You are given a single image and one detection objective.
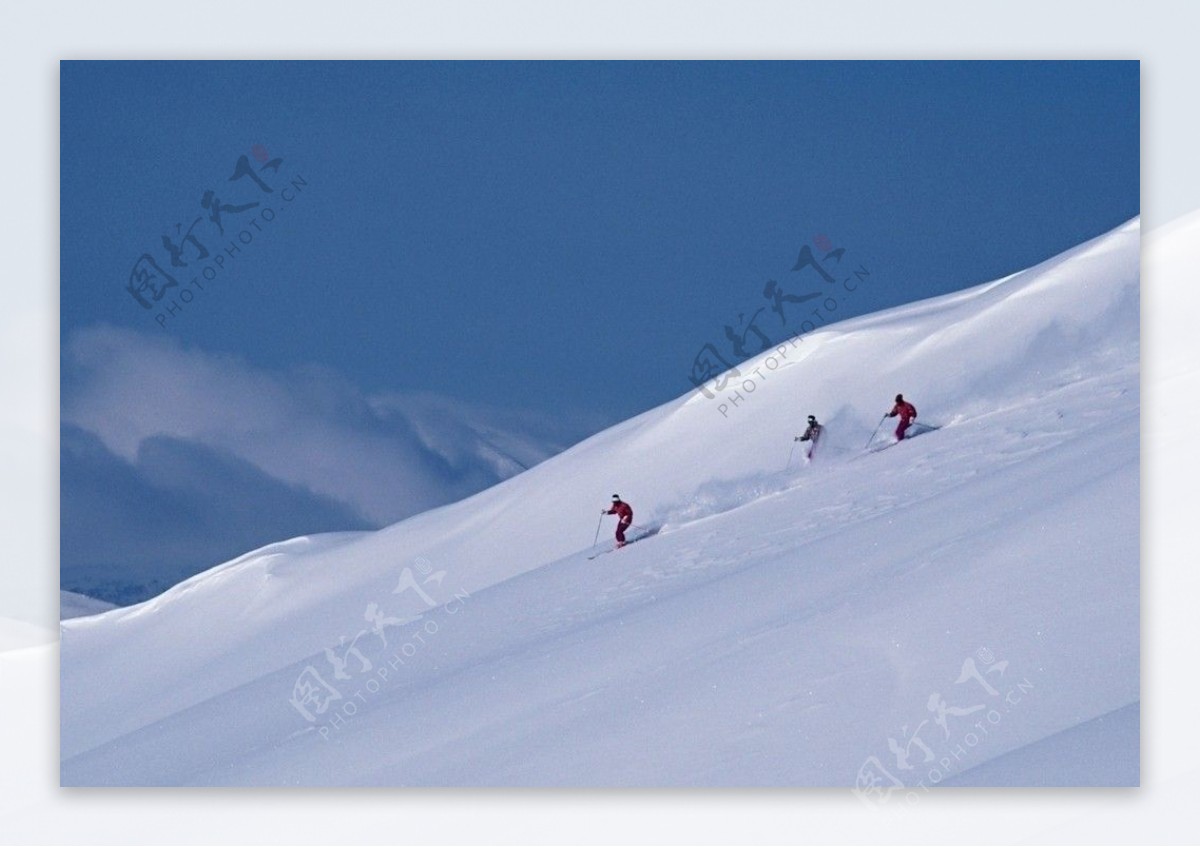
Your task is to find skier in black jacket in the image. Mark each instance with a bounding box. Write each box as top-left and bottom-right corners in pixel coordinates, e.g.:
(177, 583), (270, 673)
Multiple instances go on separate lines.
(795, 414), (823, 458)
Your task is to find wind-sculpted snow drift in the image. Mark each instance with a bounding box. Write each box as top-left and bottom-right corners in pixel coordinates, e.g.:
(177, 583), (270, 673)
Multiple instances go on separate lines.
(61, 218), (1140, 787)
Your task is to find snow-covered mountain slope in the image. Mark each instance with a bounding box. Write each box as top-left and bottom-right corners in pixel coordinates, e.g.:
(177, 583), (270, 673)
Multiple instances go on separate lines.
(59, 591), (116, 621)
(60, 218), (1139, 786)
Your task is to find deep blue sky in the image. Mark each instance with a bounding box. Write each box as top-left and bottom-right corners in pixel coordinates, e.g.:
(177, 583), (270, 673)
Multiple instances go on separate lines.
(62, 60), (1139, 427)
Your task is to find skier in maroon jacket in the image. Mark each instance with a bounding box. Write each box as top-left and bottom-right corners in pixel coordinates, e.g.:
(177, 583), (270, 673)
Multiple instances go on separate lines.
(602, 495), (634, 547)
(887, 394), (918, 441)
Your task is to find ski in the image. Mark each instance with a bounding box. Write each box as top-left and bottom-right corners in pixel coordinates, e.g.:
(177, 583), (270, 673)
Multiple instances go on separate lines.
(859, 423), (941, 457)
(587, 526), (660, 559)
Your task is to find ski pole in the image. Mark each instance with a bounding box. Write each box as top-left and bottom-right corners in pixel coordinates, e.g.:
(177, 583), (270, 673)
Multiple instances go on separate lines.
(593, 513), (604, 546)
(786, 441), (798, 470)
(865, 414), (887, 449)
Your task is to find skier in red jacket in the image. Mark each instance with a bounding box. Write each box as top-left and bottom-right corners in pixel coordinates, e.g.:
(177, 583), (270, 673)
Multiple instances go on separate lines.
(602, 495), (634, 547)
(887, 394), (918, 441)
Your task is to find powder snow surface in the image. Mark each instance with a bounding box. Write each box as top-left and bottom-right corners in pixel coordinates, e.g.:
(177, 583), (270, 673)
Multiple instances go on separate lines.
(60, 218), (1140, 786)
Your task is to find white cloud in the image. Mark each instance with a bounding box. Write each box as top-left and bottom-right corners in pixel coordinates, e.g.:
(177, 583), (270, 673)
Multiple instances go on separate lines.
(62, 325), (594, 526)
